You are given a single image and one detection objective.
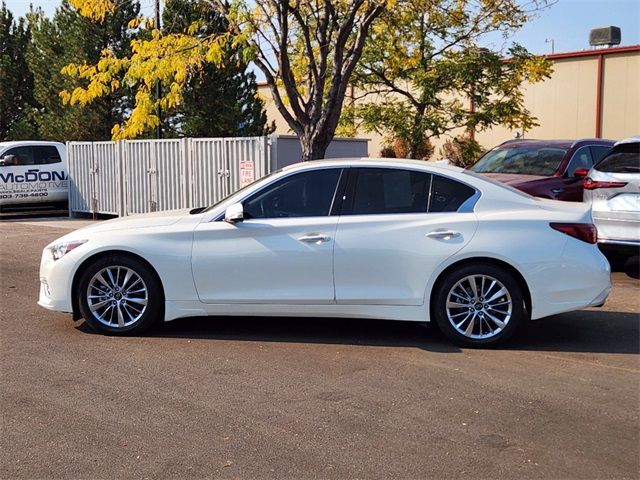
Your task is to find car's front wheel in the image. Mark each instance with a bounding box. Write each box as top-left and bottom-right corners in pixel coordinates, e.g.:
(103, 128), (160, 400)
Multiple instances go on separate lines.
(77, 254), (163, 335)
(432, 263), (526, 347)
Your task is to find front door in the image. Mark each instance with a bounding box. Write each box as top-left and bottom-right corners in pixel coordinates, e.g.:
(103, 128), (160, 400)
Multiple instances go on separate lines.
(192, 167), (344, 304)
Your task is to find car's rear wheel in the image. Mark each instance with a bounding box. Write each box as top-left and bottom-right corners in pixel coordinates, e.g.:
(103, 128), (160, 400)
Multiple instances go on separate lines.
(432, 264), (526, 347)
(77, 254), (163, 335)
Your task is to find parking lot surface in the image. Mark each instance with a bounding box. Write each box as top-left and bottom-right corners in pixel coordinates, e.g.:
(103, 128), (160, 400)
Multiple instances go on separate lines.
(1, 219), (638, 479)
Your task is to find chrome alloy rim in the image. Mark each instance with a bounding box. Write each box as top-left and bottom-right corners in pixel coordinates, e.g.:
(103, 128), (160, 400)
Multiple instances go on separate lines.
(86, 266), (148, 328)
(445, 275), (512, 339)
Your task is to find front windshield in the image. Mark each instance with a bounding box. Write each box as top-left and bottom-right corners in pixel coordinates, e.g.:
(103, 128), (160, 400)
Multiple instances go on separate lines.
(470, 146), (568, 176)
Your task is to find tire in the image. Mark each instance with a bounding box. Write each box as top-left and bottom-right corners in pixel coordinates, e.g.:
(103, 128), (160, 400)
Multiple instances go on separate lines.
(77, 254), (163, 335)
(432, 263), (526, 347)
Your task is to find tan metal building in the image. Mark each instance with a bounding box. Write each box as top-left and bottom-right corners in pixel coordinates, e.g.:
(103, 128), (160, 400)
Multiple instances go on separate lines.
(257, 45), (640, 157)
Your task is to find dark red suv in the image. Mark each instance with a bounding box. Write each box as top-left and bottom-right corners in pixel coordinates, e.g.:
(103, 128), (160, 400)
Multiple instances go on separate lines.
(469, 139), (615, 201)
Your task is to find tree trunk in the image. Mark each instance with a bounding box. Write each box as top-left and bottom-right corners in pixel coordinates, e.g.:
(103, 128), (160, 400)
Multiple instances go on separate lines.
(300, 130), (330, 161)
(407, 104), (427, 159)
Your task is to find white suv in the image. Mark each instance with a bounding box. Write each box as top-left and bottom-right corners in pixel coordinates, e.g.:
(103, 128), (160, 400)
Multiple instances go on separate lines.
(0, 141), (68, 211)
(584, 136), (639, 256)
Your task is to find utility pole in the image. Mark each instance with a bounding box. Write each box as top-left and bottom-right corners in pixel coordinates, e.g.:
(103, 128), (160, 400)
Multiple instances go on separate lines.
(545, 38), (555, 55)
(155, 0), (162, 139)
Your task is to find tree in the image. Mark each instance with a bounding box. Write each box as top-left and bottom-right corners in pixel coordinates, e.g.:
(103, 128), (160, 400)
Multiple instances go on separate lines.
(27, 0), (139, 141)
(62, 0), (387, 160)
(440, 135), (486, 167)
(0, 2), (38, 140)
(352, 0), (553, 158)
(162, 0), (270, 138)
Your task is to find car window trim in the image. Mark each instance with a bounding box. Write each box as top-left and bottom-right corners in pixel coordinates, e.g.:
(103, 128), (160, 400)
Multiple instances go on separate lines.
(339, 168), (358, 215)
(329, 168), (349, 216)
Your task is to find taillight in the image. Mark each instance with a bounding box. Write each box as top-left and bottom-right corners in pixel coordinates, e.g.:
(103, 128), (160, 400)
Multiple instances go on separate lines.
(583, 177), (627, 190)
(550, 223), (598, 244)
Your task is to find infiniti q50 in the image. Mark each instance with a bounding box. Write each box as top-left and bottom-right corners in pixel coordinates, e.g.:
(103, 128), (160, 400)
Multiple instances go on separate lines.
(38, 159), (611, 346)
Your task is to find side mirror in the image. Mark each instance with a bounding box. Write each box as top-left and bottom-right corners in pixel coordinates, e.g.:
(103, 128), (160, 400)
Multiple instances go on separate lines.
(573, 168), (590, 179)
(224, 202), (245, 223)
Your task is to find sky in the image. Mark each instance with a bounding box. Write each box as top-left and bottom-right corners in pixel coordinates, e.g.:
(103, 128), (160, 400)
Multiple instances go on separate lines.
(4, 0), (640, 56)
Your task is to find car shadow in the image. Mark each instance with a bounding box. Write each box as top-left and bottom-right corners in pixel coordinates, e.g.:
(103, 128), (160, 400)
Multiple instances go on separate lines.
(506, 310), (639, 354)
(75, 308), (637, 355)
(148, 315), (462, 353)
(603, 250), (639, 279)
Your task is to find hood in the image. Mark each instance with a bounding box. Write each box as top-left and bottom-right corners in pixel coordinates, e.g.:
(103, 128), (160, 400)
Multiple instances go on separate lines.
(480, 173), (550, 186)
(72, 208), (192, 235)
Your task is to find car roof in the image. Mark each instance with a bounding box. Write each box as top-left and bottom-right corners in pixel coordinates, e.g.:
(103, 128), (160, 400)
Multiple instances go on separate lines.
(281, 157), (466, 174)
(496, 138), (614, 149)
(0, 140), (65, 148)
(614, 136), (640, 146)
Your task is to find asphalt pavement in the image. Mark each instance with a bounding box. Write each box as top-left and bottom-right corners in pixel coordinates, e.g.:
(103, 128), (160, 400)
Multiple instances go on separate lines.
(1, 219), (638, 479)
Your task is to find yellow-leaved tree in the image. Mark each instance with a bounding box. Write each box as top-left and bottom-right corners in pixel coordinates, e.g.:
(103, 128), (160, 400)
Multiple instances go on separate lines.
(63, 0), (387, 160)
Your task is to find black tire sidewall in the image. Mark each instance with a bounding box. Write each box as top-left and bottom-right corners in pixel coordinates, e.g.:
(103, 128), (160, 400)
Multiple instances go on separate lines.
(433, 263), (525, 347)
(77, 254), (163, 335)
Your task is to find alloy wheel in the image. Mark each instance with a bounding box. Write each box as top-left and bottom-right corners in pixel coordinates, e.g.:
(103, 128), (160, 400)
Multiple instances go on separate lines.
(86, 266), (148, 329)
(445, 274), (513, 340)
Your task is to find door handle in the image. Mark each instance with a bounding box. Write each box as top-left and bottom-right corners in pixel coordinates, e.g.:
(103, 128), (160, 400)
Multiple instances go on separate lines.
(425, 230), (461, 240)
(551, 188), (564, 194)
(297, 234), (331, 244)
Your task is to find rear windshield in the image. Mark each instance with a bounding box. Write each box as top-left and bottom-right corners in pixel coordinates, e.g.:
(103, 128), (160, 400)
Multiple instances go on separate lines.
(594, 143), (640, 173)
(470, 146), (567, 176)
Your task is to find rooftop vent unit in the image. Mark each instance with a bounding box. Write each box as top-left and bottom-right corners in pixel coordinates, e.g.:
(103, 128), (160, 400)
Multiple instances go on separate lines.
(589, 26), (621, 47)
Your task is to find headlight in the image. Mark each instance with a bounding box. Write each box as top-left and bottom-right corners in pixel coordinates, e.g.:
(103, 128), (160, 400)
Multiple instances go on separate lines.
(49, 240), (88, 261)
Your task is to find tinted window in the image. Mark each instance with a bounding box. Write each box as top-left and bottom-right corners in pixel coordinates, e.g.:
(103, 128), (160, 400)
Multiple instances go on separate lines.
(565, 146), (593, 177)
(2, 146), (34, 166)
(590, 145), (611, 163)
(1, 145), (61, 166)
(347, 168), (475, 215)
(244, 168), (341, 218)
(471, 146), (567, 176)
(594, 143), (640, 173)
(351, 168), (431, 215)
(34, 146), (61, 164)
(429, 175), (476, 212)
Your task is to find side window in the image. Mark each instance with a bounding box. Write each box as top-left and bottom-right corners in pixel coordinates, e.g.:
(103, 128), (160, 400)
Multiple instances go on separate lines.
(594, 143), (640, 173)
(34, 146), (62, 164)
(565, 146), (593, 177)
(1, 146), (34, 166)
(244, 168), (342, 219)
(350, 168), (431, 215)
(429, 175), (476, 213)
(590, 145), (612, 164)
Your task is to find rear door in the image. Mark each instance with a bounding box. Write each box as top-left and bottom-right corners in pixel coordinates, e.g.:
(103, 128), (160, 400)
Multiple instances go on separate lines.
(333, 167), (479, 305)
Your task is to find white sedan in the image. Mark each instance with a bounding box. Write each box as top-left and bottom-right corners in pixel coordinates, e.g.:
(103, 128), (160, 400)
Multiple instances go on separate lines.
(38, 159), (611, 346)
